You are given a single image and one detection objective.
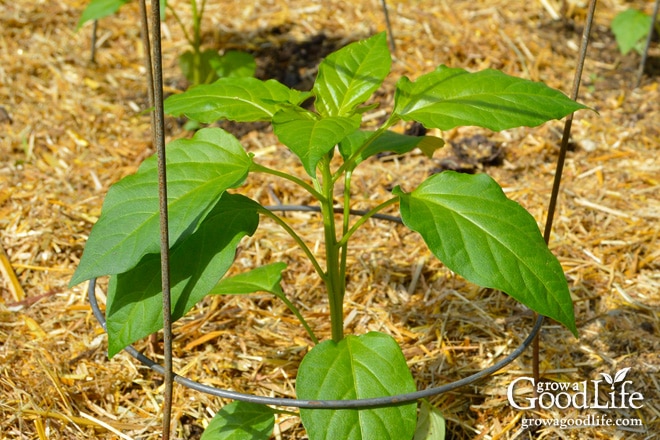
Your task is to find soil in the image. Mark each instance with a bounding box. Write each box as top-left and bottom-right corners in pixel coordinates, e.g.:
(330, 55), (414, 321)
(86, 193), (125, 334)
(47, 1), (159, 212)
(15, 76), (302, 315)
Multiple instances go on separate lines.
(1, 0), (658, 439)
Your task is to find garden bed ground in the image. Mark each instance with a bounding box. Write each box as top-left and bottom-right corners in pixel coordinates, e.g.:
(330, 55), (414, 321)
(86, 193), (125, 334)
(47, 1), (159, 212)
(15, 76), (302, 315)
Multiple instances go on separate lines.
(1, 0), (659, 438)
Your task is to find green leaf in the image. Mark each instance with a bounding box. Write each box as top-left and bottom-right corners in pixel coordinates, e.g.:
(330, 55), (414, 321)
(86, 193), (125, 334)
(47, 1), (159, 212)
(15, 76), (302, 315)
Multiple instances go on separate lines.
(273, 108), (360, 177)
(105, 193), (261, 357)
(77, 0), (130, 29)
(209, 262), (318, 344)
(297, 332), (417, 440)
(313, 32), (391, 117)
(208, 262), (287, 296)
(164, 77), (310, 123)
(413, 400), (445, 440)
(611, 9), (653, 55)
(393, 66), (588, 131)
(70, 128), (251, 286)
(338, 130), (445, 166)
(211, 50), (257, 79)
(200, 401), (275, 440)
(394, 172), (577, 336)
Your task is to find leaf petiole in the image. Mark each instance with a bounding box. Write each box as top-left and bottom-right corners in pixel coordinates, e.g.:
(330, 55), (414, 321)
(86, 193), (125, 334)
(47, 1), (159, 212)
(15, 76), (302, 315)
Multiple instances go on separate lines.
(337, 197), (399, 248)
(257, 207), (327, 285)
(251, 162), (325, 201)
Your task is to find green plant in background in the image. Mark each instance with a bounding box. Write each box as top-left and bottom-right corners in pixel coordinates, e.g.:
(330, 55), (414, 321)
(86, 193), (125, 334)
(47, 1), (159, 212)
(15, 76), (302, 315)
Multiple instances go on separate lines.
(71, 33), (586, 439)
(78, 0), (256, 85)
(611, 8), (659, 55)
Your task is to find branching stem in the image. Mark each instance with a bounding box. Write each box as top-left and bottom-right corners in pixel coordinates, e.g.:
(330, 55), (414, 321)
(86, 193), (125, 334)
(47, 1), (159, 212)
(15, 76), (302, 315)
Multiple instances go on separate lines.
(320, 157), (344, 342)
(258, 208), (327, 284)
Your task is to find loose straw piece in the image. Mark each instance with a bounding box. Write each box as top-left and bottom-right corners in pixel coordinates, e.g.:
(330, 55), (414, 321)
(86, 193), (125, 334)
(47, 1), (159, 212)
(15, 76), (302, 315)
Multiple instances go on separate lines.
(0, 241), (26, 302)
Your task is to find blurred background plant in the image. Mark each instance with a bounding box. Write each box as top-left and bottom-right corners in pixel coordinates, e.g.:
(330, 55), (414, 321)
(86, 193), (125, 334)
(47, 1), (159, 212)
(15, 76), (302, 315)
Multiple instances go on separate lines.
(611, 7), (659, 55)
(78, 0), (256, 86)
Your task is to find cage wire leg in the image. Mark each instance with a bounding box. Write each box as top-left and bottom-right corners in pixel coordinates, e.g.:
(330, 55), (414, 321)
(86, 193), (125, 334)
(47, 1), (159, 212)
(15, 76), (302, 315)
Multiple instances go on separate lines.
(535, 0), (597, 392)
(140, 0), (174, 437)
(139, 0), (155, 118)
(90, 20), (98, 63)
(635, 0), (660, 88)
(380, 0), (396, 52)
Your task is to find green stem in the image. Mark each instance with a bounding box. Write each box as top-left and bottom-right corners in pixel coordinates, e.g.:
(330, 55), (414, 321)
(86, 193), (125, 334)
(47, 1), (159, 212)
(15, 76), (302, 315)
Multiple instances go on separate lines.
(251, 162), (325, 201)
(320, 157), (344, 342)
(190, 0), (203, 85)
(339, 170), (352, 300)
(258, 208), (326, 284)
(337, 197), (399, 247)
(191, 0), (201, 50)
(166, 5), (194, 47)
(276, 292), (319, 344)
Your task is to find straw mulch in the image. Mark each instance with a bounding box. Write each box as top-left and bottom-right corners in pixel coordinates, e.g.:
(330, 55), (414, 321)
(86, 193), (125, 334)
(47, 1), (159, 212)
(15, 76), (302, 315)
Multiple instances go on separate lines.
(1, 0), (658, 438)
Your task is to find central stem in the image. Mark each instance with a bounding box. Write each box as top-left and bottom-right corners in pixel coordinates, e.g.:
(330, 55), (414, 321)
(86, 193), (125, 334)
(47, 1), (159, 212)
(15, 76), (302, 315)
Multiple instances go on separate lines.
(320, 157), (344, 342)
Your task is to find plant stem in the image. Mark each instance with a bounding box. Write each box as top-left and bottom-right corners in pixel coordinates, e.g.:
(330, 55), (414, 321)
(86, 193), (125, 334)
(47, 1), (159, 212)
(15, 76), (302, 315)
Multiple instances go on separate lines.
(189, 0), (203, 85)
(191, 0), (201, 50)
(258, 208), (327, 284)
(166, 5), (194, 47)
(276, 293), (319, 344)
(251, 162), (325, 201)
(337, 197), (399, 247)
(319, 157), (344, 342)
(339, 170), (352, 300)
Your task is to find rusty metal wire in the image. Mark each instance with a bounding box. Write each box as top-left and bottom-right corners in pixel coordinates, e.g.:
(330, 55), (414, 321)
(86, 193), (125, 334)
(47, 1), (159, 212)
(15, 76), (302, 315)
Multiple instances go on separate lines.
(88, 276), (543, 409)
(87, 199), (543, 411)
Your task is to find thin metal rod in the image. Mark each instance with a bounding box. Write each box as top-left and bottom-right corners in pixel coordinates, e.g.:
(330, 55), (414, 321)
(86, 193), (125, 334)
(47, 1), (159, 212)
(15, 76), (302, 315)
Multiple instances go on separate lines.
(380, 0), (396, 52)
(147, 0), (173, 437)
(536, 0), (597, 394)
(90, 20), (98, 63)
(635, 0), (660, 88)
(265, 204), (403, 224)
(88, 277), (543, 409)
(543, 2), (596, 242)
(139, 0), (154, 113)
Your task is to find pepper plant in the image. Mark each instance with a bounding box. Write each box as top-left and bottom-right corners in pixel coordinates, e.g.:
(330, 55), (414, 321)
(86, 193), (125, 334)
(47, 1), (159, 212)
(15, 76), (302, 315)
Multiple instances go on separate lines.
(71, 32), (585, 439)
(611, 8), (659, 56)
(78, 0), (256, 85)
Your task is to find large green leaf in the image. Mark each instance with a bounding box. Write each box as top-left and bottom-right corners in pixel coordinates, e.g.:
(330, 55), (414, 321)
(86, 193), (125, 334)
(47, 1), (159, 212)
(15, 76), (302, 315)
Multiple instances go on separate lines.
(70, 128), (251, 286)
(164, 77), (310, 123)
(273, 108), (360, 177)
(200, 401), (275, 440)
(394, 172), (577, 336)
(393, 66), (588, 131)
(313, 32), (391, 117)
(338, 130), (445, 166)
(611, 9), (653, 55)
(77, 0), (129, 29)
(105, 193), (261, 357)
(297, 332), (417, 440)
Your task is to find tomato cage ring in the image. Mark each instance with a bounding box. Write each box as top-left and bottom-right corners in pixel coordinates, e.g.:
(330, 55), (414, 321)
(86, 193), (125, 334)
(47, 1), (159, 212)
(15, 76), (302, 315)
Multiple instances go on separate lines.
(87, 206), (544, 410)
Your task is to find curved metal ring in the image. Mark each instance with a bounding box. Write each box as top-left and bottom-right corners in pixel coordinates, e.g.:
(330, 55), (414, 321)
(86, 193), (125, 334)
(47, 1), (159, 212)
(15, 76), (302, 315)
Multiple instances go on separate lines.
(88, 278), (542, 409)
